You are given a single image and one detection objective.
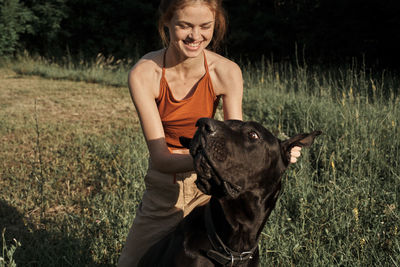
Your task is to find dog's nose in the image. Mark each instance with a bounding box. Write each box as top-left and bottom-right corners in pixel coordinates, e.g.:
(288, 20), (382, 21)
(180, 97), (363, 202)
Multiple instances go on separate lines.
(196, 118), (217, 133)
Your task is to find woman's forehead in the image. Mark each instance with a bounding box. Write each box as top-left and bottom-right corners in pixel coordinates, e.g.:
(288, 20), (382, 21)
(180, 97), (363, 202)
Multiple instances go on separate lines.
(172, 2), (215, 22)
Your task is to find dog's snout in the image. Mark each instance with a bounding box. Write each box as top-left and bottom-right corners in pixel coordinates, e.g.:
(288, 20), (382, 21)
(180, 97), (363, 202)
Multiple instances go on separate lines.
(196, 118), (217, 133)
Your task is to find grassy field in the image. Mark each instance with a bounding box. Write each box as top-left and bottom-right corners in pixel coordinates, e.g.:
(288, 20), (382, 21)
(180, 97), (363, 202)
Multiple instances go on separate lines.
(1, 55), (399, 266)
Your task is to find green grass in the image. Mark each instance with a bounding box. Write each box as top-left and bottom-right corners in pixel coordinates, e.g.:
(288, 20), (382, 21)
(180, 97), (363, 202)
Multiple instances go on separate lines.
(0, 55), (399, 266)
(240, 60), (400, 266)
(3, 51), (134, 87)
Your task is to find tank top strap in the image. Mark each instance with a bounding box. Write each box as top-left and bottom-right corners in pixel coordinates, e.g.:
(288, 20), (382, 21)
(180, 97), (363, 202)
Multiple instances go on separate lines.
(203, 51), (209, 73)
(162, 49), (166, 77)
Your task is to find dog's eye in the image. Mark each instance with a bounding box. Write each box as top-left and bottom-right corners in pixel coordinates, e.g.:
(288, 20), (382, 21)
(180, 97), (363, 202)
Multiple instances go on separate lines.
(248, 131), (259, 140)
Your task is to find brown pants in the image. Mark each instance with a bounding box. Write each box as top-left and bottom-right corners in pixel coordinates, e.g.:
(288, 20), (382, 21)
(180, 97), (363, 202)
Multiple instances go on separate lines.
(118, 156), (210, 267)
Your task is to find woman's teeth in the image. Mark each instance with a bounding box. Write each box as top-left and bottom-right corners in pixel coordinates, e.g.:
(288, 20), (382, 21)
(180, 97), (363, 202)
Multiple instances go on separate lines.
(186, 42), (200, 47)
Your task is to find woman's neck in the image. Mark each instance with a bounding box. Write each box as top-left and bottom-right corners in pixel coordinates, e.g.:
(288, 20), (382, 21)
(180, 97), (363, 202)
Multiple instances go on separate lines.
(165, 46), (204, 77)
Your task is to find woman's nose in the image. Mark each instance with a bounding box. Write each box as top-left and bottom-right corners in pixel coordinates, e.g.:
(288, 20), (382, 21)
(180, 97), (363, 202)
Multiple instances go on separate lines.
(189, 27), (200, 40)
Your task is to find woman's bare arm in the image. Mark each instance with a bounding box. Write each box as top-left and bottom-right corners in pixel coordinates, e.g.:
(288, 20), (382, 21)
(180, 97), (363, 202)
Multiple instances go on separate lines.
(211, 54), (243, 121)
(128, 59), (193, 173)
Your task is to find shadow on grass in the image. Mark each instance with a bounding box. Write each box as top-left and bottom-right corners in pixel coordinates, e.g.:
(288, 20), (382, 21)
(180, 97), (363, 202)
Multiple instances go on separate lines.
(0, 199), (100, 266)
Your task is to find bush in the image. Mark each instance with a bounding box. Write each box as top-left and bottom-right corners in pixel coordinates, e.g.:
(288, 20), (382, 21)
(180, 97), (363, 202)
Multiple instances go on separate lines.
(0, 0), (32, 56)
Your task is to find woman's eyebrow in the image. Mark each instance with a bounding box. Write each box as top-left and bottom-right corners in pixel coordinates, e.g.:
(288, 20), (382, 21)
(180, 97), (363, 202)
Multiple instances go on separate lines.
(201, 21), (214, 26)
(176, 20), (214, 26)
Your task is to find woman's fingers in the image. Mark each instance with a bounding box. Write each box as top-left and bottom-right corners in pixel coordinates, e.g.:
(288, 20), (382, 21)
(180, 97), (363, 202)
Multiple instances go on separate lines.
(290, 146), (302, 164)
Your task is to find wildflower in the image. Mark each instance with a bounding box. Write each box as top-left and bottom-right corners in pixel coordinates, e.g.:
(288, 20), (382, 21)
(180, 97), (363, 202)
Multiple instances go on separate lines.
(360, 238), (366, 248)
(341, 91), (346, 106)
(353, 208), (359, 223)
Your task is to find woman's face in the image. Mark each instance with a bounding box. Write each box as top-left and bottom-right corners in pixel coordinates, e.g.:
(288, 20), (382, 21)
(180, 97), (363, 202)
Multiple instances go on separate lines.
(166, 2), (215, 59)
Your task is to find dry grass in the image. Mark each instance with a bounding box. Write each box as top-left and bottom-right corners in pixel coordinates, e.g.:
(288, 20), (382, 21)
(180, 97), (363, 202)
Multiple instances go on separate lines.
(0, 69), (133, 129)
(1, 69), (145, 265)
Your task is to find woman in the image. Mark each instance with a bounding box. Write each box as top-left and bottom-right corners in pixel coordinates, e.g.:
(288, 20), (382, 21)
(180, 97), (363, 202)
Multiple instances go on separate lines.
(118, 0), (301, 266)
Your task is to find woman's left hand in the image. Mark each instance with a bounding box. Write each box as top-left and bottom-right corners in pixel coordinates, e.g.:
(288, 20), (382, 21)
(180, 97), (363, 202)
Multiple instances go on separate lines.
(290, 146), (302, 164)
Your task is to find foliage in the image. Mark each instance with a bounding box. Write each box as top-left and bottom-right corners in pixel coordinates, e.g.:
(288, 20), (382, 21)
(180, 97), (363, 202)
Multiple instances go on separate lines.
(19, 0), (67, 55)
(2, 0), (400, 66)
(58, 0), (159, 59)
(0, 0), (32, 56)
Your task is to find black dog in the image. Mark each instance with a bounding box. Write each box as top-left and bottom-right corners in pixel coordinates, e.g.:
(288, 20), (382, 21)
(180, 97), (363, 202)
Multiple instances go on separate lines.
(138, 118), (321, 267)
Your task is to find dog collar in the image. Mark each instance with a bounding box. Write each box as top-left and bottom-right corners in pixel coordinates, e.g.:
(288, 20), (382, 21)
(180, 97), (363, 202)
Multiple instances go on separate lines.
(204, 203), (259, 266)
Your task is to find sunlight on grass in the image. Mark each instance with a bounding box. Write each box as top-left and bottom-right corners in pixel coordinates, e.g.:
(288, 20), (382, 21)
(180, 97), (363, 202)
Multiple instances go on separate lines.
(5, 51), (132, 87)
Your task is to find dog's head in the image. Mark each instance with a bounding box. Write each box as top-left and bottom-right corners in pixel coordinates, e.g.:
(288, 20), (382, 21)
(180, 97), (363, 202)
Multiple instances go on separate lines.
(180, 118), (321, 199)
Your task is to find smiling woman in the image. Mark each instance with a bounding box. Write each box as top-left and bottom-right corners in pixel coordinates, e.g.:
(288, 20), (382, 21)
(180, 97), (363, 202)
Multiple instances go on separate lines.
(117, 1), (242, 266)
(117, 1), (300, 266)
(158, 0), (227, 52)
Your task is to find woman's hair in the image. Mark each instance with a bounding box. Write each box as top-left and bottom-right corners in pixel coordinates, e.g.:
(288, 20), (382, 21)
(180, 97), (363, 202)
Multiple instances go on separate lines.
(158, 0), (227, 51)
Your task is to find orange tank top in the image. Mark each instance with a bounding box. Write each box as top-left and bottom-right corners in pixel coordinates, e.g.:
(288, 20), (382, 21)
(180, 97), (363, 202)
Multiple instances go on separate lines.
(156, 51), (220, 149)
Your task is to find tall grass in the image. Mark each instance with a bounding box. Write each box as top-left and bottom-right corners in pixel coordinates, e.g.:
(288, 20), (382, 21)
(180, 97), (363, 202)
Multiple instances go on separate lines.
(5, 51), (134, 87)
(240, 58), (399, 265)
(1, 229), (20, 267)
(1, 55), (399, 266)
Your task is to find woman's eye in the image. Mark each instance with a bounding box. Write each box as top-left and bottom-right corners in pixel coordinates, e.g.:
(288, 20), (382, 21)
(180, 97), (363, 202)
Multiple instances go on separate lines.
(248, 131), (259, 140)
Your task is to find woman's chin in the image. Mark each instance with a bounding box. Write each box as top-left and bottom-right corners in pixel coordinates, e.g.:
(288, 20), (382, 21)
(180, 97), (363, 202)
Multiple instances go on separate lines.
(169, 42), (208, 58)
(181, 45), (203, 57)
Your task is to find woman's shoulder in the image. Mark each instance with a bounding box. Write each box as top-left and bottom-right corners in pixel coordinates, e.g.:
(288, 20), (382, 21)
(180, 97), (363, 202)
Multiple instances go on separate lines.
(205, 50), (241, 73)
(129, 49), (165, 96)
(205, 50), (242, 95)
(131, 49), (164, 77)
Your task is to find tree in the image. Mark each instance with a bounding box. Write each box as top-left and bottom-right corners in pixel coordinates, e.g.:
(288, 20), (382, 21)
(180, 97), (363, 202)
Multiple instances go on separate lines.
(19, 0), (67, 56)
(0, 0), (32, 56)
(59, 0), (160, 59)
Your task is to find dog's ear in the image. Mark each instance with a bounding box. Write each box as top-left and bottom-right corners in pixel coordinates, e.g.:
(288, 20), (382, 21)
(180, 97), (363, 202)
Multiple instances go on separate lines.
(280, 131), (322, 164)
(179, 136), (192, 149)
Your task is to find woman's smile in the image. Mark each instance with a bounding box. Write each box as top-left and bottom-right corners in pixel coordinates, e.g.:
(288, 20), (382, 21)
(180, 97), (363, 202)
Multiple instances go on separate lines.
(166, 2), (215, 58)
(184, 41), (202, 50)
